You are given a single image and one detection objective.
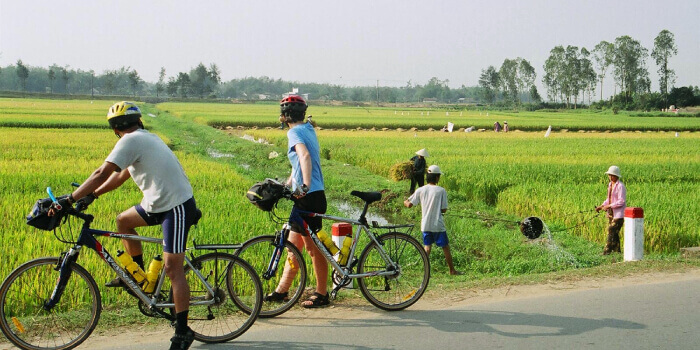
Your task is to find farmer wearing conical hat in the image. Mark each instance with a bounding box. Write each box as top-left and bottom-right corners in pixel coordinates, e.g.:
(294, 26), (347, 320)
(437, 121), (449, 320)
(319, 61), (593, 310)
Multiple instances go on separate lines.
(409, 148), (428, 194)
(595, 165), (627, 255)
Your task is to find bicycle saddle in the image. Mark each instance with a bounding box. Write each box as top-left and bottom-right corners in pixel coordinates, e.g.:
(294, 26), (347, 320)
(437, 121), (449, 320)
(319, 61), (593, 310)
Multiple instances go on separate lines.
(350, 191), (382, 204)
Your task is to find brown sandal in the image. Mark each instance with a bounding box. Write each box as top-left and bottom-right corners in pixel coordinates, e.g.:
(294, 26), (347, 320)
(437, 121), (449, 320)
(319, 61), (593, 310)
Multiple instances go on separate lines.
(301, 292), (330, 308)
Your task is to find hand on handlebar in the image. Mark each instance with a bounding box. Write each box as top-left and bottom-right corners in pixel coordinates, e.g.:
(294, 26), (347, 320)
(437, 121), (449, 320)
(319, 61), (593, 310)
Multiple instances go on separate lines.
(292, 184), (309, 199)
(76, 193), (98, 211)
(48, 195), (72, 217)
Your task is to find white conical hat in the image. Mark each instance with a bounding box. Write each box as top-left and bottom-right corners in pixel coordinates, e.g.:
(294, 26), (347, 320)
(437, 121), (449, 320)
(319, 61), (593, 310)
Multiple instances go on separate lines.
(605, 165), (621, 178)
(415, 148), (429, 157)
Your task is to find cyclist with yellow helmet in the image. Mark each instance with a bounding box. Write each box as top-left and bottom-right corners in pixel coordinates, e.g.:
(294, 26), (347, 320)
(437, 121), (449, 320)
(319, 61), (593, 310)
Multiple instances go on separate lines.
(54, 101), (200, 349)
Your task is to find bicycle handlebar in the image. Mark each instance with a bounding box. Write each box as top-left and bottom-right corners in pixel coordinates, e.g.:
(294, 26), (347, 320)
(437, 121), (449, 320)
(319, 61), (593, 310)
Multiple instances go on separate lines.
(47, 187), (59, 204)
(46, 185), (94, 223)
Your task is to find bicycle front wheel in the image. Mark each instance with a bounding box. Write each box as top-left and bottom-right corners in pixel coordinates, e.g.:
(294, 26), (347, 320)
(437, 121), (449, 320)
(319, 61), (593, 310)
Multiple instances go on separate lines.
(177, 253), (262, 343)
(0, 257), (101, 350)
(357, 232), (430, 311)
(235, 235), (307, 318)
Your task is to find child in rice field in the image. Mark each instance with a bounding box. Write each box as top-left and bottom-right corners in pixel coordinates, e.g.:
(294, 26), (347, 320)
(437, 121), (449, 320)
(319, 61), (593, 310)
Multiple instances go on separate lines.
(404, 165), (462, 275)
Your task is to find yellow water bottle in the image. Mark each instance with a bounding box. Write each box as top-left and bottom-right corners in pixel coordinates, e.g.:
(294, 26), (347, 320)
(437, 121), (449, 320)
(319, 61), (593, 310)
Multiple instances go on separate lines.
(338, 235), (353, 265)
(316, 229), (339, 255)
(116, 250), (146, 284)
(143, 255), (163, 293)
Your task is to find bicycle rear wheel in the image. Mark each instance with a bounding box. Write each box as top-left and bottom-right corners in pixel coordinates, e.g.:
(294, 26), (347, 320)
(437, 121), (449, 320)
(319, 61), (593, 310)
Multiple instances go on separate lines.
(357, 232), (430, 311)
(235, 235), (306, 318)
(0, 257), (101, 350)
(177, 253), (261, 343)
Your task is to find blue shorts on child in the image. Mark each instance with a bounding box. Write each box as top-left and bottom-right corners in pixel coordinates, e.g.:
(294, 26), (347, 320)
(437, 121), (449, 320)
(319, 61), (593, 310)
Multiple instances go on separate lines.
(422, 231), (449, 247)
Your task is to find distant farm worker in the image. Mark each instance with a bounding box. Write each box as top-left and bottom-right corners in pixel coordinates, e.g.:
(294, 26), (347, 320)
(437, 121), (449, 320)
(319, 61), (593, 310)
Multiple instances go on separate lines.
(49, 101), (201, 349)
(503, 121), (509, 132)
(267, 95), (331, 308)
(595, 165), (627, 255)
(409, 148), (428, 194)
(494, 121), (502, 132)
(404, 165), (462, 275)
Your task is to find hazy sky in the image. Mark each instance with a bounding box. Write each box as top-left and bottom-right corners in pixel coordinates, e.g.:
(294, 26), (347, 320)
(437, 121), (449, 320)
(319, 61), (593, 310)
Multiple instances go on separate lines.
(1, 0), (699, 96)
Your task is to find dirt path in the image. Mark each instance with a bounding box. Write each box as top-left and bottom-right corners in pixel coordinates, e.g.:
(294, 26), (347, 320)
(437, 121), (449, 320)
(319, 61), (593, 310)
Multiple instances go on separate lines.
(66, 268), (700, 349)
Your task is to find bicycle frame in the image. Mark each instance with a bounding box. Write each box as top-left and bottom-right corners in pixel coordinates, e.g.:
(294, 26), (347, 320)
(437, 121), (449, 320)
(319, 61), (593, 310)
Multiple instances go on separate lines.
(45, 211), (221, 319)
(264, 206), (407, 287)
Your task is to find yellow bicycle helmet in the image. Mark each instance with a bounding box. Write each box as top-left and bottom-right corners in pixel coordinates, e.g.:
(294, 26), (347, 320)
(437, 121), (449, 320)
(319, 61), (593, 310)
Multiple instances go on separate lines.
(107, 101), (142, 129)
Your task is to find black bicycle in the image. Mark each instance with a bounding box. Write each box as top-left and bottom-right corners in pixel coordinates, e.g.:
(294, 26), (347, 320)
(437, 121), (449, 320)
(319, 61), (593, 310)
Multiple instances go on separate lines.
(0, 186), (262, 350)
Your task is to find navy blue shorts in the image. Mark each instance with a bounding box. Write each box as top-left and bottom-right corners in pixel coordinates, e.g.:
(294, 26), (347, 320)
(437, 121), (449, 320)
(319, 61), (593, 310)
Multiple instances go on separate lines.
(135, 197), (201, 254)
(422, 231), (449, 247)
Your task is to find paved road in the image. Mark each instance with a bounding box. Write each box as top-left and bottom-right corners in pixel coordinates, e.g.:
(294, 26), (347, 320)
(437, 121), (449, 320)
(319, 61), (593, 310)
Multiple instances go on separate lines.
(226, 277), (699, 350)
(23, 274), (698, 350)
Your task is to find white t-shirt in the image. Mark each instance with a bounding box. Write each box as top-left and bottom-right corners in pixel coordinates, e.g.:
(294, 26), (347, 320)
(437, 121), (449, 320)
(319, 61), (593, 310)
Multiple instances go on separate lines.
(407, 184), (448, 232)
(105, 129), (193, 213)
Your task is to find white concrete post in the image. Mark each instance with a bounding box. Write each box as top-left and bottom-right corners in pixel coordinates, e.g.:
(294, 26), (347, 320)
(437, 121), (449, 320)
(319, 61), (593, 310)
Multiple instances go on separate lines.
(624, 207), (644, 261)
(332, 223), (354, 289)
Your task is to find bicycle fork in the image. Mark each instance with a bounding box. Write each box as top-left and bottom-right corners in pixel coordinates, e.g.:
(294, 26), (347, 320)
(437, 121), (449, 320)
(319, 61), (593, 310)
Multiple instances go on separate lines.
(44, 246), (81, 310)
(262, 227), (289, 280)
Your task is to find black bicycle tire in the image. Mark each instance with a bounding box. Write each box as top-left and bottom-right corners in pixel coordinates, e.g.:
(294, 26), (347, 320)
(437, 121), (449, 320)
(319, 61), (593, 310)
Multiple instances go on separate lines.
(0, 257), (101, 350)
(174, 252), (262, 343)
(235, 235), (307, 318)
(357, 232), (430, 311)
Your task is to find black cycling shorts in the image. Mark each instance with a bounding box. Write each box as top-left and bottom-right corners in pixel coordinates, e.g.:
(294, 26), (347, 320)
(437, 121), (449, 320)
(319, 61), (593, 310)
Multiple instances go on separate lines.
(290, 190), (327, 234)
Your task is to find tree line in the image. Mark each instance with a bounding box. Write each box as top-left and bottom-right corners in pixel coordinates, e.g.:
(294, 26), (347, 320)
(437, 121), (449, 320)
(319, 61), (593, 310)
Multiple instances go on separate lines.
(478, 29), (699, 110)
(1, 29), (698, 109)
(0, 61), (482, 104)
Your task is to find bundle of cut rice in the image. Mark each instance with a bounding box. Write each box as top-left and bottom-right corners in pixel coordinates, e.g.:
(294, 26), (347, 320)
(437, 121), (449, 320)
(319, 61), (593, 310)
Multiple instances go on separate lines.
(389, 161), (413, 181)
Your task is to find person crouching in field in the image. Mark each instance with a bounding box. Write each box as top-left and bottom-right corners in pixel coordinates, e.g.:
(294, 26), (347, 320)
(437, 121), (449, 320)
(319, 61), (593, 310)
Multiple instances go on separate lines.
(404, 165), (462, 275)
(595, 165), (627, 255)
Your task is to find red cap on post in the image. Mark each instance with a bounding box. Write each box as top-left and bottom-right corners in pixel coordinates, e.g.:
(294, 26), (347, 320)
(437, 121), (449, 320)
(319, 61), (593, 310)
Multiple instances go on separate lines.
(624, 207), (644, 218)
(332, 223), (352, 236)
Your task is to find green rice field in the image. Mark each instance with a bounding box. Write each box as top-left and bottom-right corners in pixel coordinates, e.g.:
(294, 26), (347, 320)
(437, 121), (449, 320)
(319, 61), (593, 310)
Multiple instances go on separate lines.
(158, 101), (700, 132)
(1, 97), (699, 299)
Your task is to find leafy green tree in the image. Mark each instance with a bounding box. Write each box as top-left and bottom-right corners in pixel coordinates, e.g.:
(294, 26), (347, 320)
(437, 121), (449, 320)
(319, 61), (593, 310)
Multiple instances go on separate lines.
(562, 45), (582, 108)
(543, 46), (565, 103)
(579, 48), (597, 105)
(166, 76), (178, 96)
(209, 63), (221, 85)
(47, 67), (56, 93)
(613, 35), (649, 104)
(499, 58), (519, 105)
(156, 67), (166, 97)
(190, 63), (209, 98)
(529, 85), (542, 103)
(517, 58), (536, 103)
(478, 66), (500, 104)
(16, 59), (29, 91)
(651, 29), (678, 105)
(128, 69), (141, 97)
(592, 40), (614, 100)
(668, 86), (695, 107)
(103, 70), (116, 95)
(61, 67), (69, 93)
(176, 72), (191, 98)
